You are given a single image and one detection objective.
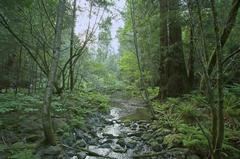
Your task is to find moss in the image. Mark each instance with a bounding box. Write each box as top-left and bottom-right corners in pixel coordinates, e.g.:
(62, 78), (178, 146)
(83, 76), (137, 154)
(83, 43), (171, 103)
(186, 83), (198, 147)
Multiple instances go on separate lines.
(120, 108), (152, 122)
(163, 134), (183, 148)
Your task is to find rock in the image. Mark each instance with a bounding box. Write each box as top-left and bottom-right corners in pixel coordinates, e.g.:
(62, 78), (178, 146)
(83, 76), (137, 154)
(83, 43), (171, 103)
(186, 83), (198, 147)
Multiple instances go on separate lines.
(43, 145), (61, 155)
(187, 154), (201, 159)
(75, 130), (86, 139)
(103, 133), (115, 139)
(71, 156), (78, 159)
(74, 139), (87, 147)
(126, 140), (137, 149)
(99, 143), (111, 149)
(63, 135), (75, 146)
(131, 123), (138, 129)
(150, 141), (162, 152)
(67, 151), (75, 156)
(127, 132), (142, 137)
(131, 136), (141, 141)
(142, 133), (151, 140)
(112, 145), (127, 153)
(87, 138), (98, 145)
(101, 139), (113, 144)
(116, 138), (126, 147)
(77, 152), (87, 159)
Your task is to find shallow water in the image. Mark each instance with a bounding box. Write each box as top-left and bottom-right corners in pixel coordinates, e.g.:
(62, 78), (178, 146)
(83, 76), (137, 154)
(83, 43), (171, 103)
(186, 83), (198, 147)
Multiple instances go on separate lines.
(85, 98), (151, 159)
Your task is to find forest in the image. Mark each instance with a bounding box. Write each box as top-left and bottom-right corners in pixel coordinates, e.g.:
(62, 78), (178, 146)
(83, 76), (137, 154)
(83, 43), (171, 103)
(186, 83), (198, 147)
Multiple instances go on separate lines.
(0, 0), (240, 159)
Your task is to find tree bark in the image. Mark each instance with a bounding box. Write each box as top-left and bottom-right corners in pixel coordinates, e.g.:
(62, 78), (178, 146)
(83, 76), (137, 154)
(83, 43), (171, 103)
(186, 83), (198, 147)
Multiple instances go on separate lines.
(158, 0), (188, 98)
(129, 0), (155, 117)
(210, 0), (224, 158)
(69, 0), (77, 91)
(42, 0), (66, 145)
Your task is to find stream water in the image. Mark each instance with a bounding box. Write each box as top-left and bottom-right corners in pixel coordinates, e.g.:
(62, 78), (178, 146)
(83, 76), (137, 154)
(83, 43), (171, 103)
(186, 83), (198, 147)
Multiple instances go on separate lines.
(85, 98), (152, 159)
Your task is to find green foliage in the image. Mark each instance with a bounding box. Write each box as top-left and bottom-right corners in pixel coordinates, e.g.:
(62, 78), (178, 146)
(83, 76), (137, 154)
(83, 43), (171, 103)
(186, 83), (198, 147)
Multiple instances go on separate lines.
(8, 142), (38, 159)
(152, 90), (240, 157)
(10, 149), (38, 159)
(177, 124), (209, 152)
(0, 94), (42, 113)
(119, 51), (139, 83)
(224, 87), (240, 126)
(163, 133), (183, 148)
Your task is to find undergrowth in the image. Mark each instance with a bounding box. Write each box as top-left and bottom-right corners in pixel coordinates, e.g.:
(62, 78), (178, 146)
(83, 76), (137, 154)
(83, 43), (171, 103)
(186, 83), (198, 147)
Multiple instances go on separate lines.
(0, 90), (110, 158)
(152, 85), (240, 158)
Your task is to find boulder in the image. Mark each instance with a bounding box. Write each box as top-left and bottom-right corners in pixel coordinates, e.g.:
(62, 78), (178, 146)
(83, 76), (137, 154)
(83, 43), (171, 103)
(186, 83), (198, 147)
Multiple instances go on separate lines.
(99, 143), (111, 149)
(112, 145), (127, 153)
(116, 138), (126, 147)
(77, 152), (87, 159)
(126, 140), (137, 149)
(150, 141), (162, 152)
(74, 139), (87, 148)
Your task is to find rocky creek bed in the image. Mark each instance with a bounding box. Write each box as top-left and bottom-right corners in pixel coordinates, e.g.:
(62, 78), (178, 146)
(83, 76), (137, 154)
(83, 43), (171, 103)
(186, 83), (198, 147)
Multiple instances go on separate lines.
(40, 97), (199, 159)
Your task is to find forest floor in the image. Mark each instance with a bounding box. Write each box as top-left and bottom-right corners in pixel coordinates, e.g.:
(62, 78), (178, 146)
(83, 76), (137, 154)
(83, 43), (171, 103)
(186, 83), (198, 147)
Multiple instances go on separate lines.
(0, 91), (201, 159)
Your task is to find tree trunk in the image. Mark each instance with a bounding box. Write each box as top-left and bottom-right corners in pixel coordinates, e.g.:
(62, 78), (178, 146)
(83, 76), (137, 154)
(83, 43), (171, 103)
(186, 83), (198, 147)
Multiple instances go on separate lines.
(208, 0), (240, 75)
(158, 0), (188, 98)
(42, 0), (66, 145)
(210, 0), (224, 158)
(188, 25), (194, 89)
(130, 0), (155, 117)
(69, 0), (77, 91)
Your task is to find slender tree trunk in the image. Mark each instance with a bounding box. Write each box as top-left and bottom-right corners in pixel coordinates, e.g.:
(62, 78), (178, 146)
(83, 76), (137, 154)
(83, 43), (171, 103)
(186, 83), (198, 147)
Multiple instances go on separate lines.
(208, 0), (240, 74)
(16, 45), (23, 95)
(188, 26), (194, 89)
(129, 0), (155, 117)
(42, 0), (66, 145)
(69, 0), (77, 91)
(210, 0), (224, 158)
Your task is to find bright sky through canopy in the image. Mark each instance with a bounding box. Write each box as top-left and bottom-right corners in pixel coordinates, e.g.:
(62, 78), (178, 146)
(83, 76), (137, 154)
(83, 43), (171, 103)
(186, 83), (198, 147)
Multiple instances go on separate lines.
(75, 0), (126, 54)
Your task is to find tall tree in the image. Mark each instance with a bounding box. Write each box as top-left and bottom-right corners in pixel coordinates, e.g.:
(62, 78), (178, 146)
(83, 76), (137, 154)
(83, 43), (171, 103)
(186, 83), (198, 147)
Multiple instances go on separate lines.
(210, 1), (224, 158)
(158, 0), (188, 98)
(69, 0), (77, 91)
(42, 0), (66, 145)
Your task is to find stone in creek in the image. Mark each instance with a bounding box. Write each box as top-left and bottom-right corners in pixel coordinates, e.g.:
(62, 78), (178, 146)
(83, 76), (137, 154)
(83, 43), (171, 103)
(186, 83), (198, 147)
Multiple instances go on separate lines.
(150, 141), (162, 152)
(70, 155), (78, 159)
(126, 140), (137, 149)
(67, 151), (75, 156)
(131, 123), (138, 129)
(116, 138), (126, 147)
(77, 152), (87, 159)
(142, 133), (151, 140)
(131, 136), (141, 141)
(101, 139), (113, 144)
(99, 143), (112, 149)
(87, 138), (98, 145)
(74, 139), (87, 147)
(103, 133), (116, 139)
(127, 132), (142, 137)
(112, 145), (127, 153)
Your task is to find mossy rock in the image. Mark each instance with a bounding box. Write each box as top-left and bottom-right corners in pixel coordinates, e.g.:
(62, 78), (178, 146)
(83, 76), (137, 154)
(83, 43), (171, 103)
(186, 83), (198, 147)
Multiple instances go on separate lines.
(120, 108), (152, 122)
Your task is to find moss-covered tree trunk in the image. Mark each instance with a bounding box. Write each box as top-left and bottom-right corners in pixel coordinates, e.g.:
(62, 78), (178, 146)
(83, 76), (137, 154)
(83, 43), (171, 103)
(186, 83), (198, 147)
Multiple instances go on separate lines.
(42, 0), (66, 145)
(158, 0), (188, 98)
